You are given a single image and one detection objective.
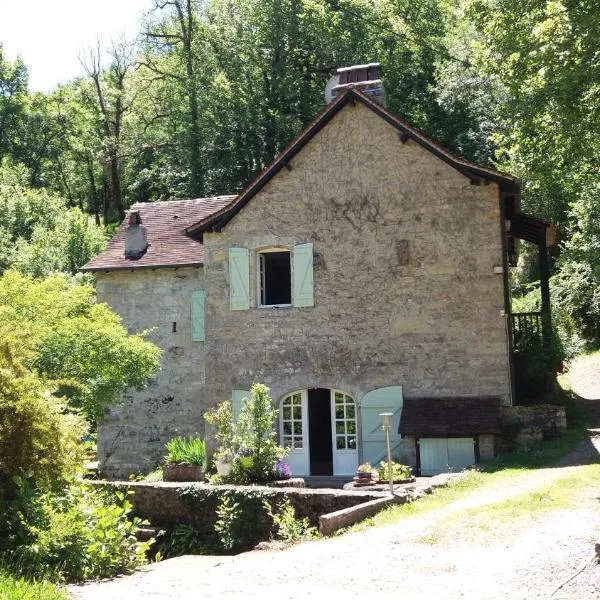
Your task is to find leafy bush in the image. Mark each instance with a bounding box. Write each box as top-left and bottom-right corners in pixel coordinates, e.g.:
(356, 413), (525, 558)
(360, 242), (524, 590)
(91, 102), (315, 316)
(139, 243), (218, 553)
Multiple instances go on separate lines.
(0, 271), (161, 424)
(0, 160), (106, 277)
(265, 500), (317, 542)
(0, 478), (150, 583)
(230, 383), (287, 483)
(0, 336), (84, 497)
(377, 462), (412, 482)
(0, 568), (68, 600)
(162, 524), (206, 556)
(204, 400), (233, 450)
(214, 491), (274, 552)
(164, 436), (207, 466)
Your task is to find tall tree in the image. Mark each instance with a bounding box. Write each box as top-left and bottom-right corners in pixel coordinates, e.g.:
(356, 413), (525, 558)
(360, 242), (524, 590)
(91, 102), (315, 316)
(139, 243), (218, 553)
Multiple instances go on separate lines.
(80, 40), (136, 221)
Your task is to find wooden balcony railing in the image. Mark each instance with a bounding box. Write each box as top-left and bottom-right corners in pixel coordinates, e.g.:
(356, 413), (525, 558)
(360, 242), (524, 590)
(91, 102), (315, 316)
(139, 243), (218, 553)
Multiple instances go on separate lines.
(510, 312), (544, 351)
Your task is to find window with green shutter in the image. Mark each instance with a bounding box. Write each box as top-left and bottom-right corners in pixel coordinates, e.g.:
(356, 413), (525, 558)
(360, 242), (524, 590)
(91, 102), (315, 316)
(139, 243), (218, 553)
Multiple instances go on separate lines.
(292, 243), (314, 307)
(229, 248), (250, 310)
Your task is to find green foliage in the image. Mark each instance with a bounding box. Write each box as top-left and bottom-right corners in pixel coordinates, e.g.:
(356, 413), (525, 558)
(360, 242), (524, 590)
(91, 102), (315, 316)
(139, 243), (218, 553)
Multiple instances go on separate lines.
(180, 485), (277, 552)
(0, 568), (68, 600)
(356, 462), (375, 474)
(0, 478), (150, 583)
(377, 461), (412, 482)
(265, 499), (317, 543)
(214, 491), (273, 551)
(204, 400), (234, 461)
(0, 160), (106, 277)
(164, 436), (207, 466)
(231, 383), (287, 483)
(0, 271), (161, 424)
(0, 336), (85, 497)
(162, 524), (206, 556)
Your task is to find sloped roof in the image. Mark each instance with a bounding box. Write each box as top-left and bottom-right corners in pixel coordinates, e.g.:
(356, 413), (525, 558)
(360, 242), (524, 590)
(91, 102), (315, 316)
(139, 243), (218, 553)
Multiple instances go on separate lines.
(186, 89), (520, 237)
(399, 396), (502, 437)
(81, 196), (236, 272)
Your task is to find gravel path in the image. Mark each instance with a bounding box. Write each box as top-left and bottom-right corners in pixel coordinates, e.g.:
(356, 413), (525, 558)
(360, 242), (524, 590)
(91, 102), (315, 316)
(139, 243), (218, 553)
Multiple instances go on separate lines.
(70, 438), (600, 600)
(69, 358), (600, 600)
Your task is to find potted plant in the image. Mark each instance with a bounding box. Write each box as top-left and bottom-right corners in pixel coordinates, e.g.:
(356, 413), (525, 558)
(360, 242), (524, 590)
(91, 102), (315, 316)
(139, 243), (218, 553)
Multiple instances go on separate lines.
(214, 448), (234, 477)
(355, 462), (375, 484)
(377, 461), (413, 483)
(163, 435), (207, 481)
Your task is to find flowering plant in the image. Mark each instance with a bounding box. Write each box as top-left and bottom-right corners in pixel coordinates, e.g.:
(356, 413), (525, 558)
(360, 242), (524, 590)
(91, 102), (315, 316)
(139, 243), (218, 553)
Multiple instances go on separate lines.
(274, 461), (292, 480)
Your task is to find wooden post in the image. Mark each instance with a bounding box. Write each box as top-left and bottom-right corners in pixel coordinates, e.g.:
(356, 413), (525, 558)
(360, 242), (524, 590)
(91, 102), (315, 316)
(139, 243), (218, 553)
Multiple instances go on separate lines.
(538, 235), (552, 347)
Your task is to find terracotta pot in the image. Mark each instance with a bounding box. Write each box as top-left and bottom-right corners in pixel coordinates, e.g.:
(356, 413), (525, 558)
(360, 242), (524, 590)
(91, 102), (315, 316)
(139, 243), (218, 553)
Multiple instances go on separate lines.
(216, 461), (232, 477)
(163, 463), (206, 482)
(356, 471), (374, 482)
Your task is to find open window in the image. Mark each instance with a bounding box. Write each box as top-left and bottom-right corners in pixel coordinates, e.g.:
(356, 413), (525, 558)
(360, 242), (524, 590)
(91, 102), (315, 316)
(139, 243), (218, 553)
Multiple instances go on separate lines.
(258, 249), (291, 307)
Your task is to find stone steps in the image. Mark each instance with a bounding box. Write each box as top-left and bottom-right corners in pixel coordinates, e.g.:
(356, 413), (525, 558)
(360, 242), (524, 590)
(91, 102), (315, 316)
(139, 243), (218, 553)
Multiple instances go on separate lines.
(304, 476), (353, 489)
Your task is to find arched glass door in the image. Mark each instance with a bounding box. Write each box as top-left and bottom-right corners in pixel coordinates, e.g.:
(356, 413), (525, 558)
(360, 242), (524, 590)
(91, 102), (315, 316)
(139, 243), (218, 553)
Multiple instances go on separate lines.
(280, 390), (309, 476)
(331, 390), (358, 475)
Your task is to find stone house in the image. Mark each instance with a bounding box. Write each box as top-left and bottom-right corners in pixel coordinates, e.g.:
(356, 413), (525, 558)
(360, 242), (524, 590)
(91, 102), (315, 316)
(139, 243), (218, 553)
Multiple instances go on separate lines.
(83, 64), (553, 479)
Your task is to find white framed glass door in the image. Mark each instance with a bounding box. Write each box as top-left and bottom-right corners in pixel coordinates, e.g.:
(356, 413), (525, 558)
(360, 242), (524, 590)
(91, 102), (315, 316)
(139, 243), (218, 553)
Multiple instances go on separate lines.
(280, 390), (309, 476)
(331, 390), (358, 475)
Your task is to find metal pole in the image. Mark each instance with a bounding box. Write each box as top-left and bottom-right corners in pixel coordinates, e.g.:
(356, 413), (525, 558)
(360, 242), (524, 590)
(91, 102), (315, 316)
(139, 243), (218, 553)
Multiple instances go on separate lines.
(380, 412), (394, 495)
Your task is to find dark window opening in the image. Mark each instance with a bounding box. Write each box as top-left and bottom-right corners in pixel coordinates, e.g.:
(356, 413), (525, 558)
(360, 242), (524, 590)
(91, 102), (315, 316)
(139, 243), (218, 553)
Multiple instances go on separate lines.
(260, 251), (291, 306)
(172, 322), (177, 333)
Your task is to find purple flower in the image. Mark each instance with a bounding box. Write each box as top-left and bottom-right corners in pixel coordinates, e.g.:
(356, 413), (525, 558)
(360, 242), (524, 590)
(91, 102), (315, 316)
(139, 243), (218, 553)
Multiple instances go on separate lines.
(275, 461), (292, 480)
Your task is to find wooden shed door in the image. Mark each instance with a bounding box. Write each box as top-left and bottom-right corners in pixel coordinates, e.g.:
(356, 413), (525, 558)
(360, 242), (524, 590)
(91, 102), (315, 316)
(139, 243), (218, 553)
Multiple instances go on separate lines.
(419, 438), (475, 476)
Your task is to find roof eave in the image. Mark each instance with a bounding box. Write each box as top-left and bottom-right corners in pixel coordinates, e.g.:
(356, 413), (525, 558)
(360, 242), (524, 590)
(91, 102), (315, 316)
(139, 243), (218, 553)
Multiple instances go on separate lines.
(80, 261), (204, 273)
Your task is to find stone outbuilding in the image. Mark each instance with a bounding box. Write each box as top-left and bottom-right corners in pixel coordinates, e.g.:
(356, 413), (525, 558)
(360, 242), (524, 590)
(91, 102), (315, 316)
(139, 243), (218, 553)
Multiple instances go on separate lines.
(83, 64), (554, 479)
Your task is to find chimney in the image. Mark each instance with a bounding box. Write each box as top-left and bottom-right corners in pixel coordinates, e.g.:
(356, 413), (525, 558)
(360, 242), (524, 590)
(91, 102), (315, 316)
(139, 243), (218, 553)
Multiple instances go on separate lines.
(124, 210), (149, 260)
(327, 63), (386, 106)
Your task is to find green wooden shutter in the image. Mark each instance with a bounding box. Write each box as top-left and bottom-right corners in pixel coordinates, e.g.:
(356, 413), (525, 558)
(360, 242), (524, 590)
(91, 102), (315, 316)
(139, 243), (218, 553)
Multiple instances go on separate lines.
(293, 243), (314, 307)
(232, 389), (250, 423)
(229, 248), (250, 310)
(360, 386), (403, 466)
(191, 290), (206, 341)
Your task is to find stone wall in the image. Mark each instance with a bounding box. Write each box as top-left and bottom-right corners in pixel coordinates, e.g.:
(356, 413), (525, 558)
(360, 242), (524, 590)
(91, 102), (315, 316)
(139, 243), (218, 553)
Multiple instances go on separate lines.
(98, 481), (390, 531)
(498, 404), (567, 451)
(203, 101), (511, 460)
(95, 267), (206, 478)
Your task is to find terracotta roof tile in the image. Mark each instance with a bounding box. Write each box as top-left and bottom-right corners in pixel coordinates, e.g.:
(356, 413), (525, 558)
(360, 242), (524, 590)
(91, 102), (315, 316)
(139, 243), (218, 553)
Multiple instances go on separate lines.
(81, 196), (236, 272)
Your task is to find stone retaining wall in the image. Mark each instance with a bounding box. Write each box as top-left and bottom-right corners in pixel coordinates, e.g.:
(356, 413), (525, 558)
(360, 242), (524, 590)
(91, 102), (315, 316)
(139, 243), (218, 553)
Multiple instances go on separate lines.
(96, 481), (390, 532)
(499, 404), (567, 451)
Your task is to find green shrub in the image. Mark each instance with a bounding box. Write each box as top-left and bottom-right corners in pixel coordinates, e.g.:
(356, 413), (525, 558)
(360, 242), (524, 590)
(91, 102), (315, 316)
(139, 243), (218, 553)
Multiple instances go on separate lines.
(0, 336), (84, 498)
(0, 477), (150, 583)
(213, 490), (274, 551)
(265, 499), (317, 542)
(0, 270), (161, 425)
(377, 461), (412, 482)
(0, 568), (68, 600)
(162, 524), (206, 556)
(231, 383), (287, 483)
(164, 436), (207, 466)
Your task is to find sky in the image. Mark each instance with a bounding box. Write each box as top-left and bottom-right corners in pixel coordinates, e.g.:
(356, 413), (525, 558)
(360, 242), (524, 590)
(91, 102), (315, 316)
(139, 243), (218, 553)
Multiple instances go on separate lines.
(0, 0), (152, 92)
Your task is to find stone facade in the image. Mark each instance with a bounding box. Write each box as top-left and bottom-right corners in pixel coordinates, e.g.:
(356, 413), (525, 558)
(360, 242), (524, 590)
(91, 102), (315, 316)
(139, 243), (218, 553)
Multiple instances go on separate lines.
(96, 267), (205, 477)
(202, 102), (509, 428)
(94, 101), (511, 477)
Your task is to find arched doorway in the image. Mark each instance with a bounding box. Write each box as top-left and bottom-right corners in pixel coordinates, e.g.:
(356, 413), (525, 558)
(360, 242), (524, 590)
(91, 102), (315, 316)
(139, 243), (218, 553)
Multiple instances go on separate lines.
(280, 388), (358, 477)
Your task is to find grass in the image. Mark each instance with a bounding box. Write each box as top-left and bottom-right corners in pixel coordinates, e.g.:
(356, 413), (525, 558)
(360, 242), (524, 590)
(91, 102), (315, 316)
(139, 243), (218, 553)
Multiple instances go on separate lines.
(416, 463), (600, 545)
(347, 426), (590, 533)
(0, 569), (68, 600)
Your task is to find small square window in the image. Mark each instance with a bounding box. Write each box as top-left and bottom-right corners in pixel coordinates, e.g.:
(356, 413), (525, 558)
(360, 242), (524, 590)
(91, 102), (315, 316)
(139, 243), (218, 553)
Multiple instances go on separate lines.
(259, 250), (291, 306)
